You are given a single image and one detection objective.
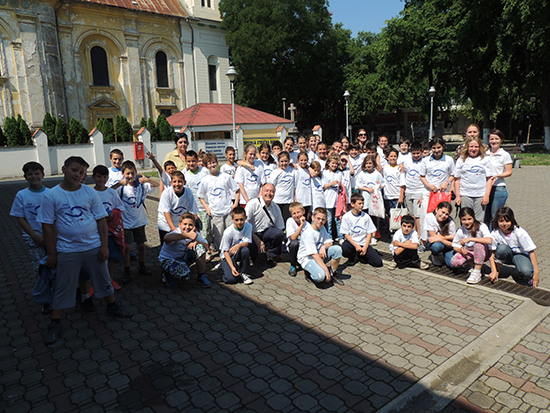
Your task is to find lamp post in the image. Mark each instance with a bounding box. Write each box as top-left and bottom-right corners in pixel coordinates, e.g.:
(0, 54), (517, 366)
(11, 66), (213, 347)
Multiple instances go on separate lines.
(226, 66), (238, 157)
(343, 90), (350, 139)
(428, 86), (436, 139)
(282, 97), (286, 119)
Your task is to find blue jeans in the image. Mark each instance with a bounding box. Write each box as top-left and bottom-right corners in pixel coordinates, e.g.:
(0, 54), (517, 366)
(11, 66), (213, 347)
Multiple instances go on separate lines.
(303, 245), (342, 282)
(427, 242), (455, 268)
(326, 208), (341, 240)
(484, 186), (508, 226)
(494, 244), (533, 284)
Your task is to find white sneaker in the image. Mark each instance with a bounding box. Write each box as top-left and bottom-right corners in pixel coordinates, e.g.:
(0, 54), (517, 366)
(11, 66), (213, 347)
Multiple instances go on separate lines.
(241, 274), (254, 285)
(370, 238), (377, 246)
(213, 262), (221, 270)
(419, 261), (429, 270)
(387, 262), (397, 270)
(466, 270), (482, 284)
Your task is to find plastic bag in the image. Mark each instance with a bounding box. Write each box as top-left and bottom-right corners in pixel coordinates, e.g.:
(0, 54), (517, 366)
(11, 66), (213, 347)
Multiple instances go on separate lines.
(427, 191), (452, 213)
(368, 185), (385, 218)
(389, 204), (409, 231)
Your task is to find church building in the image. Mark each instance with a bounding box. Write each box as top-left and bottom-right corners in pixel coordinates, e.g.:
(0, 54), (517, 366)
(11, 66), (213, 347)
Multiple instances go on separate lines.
(0, 0), (231, 130)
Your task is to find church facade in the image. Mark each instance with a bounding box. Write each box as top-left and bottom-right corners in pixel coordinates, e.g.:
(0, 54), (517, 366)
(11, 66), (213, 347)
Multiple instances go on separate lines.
(0, 0), (231, 130)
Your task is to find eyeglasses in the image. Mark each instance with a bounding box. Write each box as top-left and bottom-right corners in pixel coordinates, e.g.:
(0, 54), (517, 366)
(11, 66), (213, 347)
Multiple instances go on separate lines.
(358, 133), (367, 136)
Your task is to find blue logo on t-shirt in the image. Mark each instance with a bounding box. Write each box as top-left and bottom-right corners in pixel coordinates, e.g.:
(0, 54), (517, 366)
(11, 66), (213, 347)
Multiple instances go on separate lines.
(28, 205), (40, 216)
(467, 166), (484, 175)
(124, 196), (137, 206)
(280, 173), (293, 184)
(432, 169), (446, 178)
(211, 188), (224, 197)
(247, 174), (259, 184)
(303, 178), (311, 188)
(171, 206), (187, 215)
(66, 206), (88, 218)
(386, 175), (397, 183)
(408, 168), (420, 178)
(351, 225), (365, 235)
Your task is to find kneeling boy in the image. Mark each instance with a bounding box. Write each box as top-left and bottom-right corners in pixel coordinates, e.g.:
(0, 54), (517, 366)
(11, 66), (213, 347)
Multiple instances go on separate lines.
(297, 207), (344, 285)
(341, 193), (383, 267)
(388, 214), (429, 270)
(286, 202), (309, 277)
(158, 212), (210, 288)
(220, 207), (254, 285)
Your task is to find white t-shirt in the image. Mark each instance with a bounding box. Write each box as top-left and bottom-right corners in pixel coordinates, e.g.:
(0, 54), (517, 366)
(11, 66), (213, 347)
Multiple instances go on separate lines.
(255, 159), (276, 182)
(377, 147), (388, 168)
(117, 182), (155, 229)
(452, 223), (491, 249)
(157, 187), (198, 232)
(341, 168), (353, 202)
(397, 152), (412, 164)
(220, 163), (236, 178)
(341, 210), (377, 246)
(158, 228), (207, 261)
(315, 157), (327, 170)
(382, 164), (405, 200)
(245, 197), (285, 233)
(269, 166), (295, 204)
(419, 154), (455, 195)
(235, 164), (265, 205)
(285, 217), (310, 244)
(197, 173), (239, 217)
(487, 149), (512, 187)
(94, 187), (124, 215)
(402, 157), (424, 195)
(220, 222), (253, 257)
(307, 150), (317, 164)
(322, 170), (343, 208)
(184, 167), (210, 212)
(10, 186), (50, 239)
(106, 167), (122, 188)
(160, 171), (172, 187)
(294, 167), (312, 207)
(355, 170), (384, 206)
(454, 156), (494, 197)
(311, 177), (326, 210)
(423, 212), (456, 236)
(297, 225), (332, 267)
(37, 184), (107, 253)
(390, 228), (420, 254)
(490, 227), (536, 254)
(349, 154), (366, 176)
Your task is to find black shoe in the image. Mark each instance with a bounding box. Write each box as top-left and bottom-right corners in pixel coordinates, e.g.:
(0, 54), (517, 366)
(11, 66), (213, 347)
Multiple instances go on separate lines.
(106, 301), (133, 318)
(304, 271), (314, 283)
(82, 297), (98, 314)
(288, 266), (297, 277)
(41, 303), (52, 315)
(45, 320), (62, 345)
(122, 272), (131, 284)
(139, 265), (152, 276)
(330, 269), (344, 285)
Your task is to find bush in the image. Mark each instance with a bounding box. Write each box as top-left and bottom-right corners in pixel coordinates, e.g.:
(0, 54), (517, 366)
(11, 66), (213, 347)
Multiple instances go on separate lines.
(147, 118), (159, 141)
(116, 115), (134, 142)
(43, 113), (56, 144)
(54, 117), (67, 144)
(140, 117), (147, 128)
(69, 118), (89, 144)
(157, 114), (174, 141)
(18, 115), (33, 146)
(97, 118), (115, 143)
(4, 116), (24, 146)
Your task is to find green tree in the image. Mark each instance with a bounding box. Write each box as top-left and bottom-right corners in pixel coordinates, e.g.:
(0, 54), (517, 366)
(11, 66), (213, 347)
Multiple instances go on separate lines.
(147, 118), (159, 141)
(18, 115), (33, 146)
(140, 117), (147, 129)
(43, 112), (56, 144)
(97, 118), (115, 143)
(4, 116), (23, 146)
(156, 114), (174, 141)
(54, 117), (67, 145)
(0, 126), (6, 146)
(219, 0), (349, 120)
(69, 118), (89, 144)
(115, 115), (133, 142)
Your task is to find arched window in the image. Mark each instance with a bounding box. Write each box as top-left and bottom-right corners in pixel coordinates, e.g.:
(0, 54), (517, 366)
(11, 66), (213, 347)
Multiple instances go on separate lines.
(156, 51), (169, 87)
(91, 46), (109, 86)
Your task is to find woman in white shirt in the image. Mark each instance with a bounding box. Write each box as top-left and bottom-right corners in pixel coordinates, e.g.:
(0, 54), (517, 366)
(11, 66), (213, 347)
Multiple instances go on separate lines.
(484, 129), (513, 225)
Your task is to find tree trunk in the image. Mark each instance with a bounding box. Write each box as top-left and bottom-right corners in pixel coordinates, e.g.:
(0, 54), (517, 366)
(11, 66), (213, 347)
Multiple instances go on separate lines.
(482, 109), (491, 145)
(542, 96), (550, 150)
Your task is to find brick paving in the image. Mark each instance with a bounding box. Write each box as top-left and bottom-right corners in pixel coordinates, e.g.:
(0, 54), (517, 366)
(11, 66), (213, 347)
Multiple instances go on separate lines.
(0, 166), (548, 412)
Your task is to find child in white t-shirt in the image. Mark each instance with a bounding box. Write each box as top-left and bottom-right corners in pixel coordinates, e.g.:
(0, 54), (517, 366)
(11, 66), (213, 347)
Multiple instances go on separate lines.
(388, 215), (429, 270)
(489, 207), (539, 287)
(220, 207), (254, 285)
(309, 161), (325, 214)
(269, 151), (296, 223)
(382, 148), (405, 219)
(256, 143), (278, 181)
(341, 193), (382, 267)
(106, 148), (124, 189)
(339, 152), (354, 207)
(220, 146), (237, 178)
(286, 202), (310, 277)
(322, 154), (344, 241)
(158, 212), (210, 288)
(424, 201), (456, 268)
(450, 207), (493, 284)
(198, 153), (240, 251)
(294, 152), (312, 218)
(235, 144), (265, 206)
(147, 151), (176, 199)
(117, 160), (159, 282)
(402, 142), (424, 234)
(184, 150), (211, 244)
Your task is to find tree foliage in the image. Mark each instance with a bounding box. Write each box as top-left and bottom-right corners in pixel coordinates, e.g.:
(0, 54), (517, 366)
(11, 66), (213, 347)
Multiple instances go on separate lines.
(43, 113), (56, 144)
(140, 117), (147, 129)
(4, 116), (23, 146)
(156, 115), (174, 141)
(0, 126), (5, 146)
(97, 118), (115, 143)
(147, 118), (159, 141)
(18, 115), (33, 146)
(69, 118), (89, 144)
(115, 115), (134, 142)
(54, 117), (67, 145)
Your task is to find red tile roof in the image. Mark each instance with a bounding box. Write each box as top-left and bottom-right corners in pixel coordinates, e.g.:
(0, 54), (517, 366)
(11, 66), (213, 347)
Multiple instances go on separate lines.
(75, 0), (189, 18)
(168, 103), (295, 128)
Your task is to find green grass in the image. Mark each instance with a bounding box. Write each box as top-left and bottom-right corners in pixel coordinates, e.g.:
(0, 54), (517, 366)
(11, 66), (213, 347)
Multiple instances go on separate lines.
(515, 153), (550, 166)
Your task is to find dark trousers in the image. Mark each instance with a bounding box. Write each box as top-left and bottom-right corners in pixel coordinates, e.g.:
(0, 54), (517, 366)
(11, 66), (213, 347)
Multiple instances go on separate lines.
(288, 239), (300, 267)
(393, 248), (420, 268)
(222, 247), (251, 284)
(159, 229), (169, 246)
(341, 240), (383, 267)
(250, 226), (285, 261)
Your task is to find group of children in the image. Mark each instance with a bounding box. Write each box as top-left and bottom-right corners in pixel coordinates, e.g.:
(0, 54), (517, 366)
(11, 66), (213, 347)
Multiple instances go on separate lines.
(10, 132), (539, 343)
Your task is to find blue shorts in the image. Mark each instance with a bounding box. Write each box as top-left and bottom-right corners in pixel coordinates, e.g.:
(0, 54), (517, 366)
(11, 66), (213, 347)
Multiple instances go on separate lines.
(108, 234), (122, 261)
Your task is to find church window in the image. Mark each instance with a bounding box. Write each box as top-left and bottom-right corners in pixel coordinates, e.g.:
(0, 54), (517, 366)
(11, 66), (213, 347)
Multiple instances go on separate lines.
(156, 51), (169, 88)
(208, 64), (217, 91)
(91, 46), (110, 86)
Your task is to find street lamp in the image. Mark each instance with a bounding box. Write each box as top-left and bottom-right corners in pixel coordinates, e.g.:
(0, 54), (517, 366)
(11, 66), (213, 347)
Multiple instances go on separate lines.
(226, 66), (238, 157)
(428, 86), (436, 139)
(343, 90), (350, 139)
(282, 97), (286, 119)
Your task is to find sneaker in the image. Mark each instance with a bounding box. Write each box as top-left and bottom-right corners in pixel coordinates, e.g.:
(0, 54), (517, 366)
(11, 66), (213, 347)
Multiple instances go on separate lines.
(122, 272), (131, 284)
(112, 280), (121, 290)
(205, 252), (213, 263)
(197, 274), (212, 288)
(330, 269), (344, 285)
(419, 261), (429, 270)
(466, 270), (482, 284)
(430, 253), (445, 267)
(386, 261), (397, 270)
(334, 238), (340, 244)
(370, 237), (377, 246)
(418, 244), (426, 253)
(213, 262), (221, 271)
(88, 286), (94, 298)
(106, 301), (133, 318)
(41, 303), (52, 315)
(288, 266), (297, 277)
(44, 320), (62, 345)
(241, 274), (254, 285)
(82, 297), (98, 314)
(139, 265), (152, 276)
(304, 271), (314, 283)
(375, 231), (381, 239)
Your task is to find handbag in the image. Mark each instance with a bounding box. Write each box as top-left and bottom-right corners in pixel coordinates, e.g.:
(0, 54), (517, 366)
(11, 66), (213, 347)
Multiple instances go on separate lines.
(368, 185), (385, 218)
(389, 203), (408, 231)
(427, 191), (452, 213)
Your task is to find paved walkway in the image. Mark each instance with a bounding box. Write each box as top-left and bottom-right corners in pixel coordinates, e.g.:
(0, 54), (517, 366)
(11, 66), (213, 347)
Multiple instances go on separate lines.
(0, 166), (549, 412)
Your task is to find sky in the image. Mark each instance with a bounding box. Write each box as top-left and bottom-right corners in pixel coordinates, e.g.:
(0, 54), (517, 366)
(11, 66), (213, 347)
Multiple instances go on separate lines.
(328, 0), (405, 36)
